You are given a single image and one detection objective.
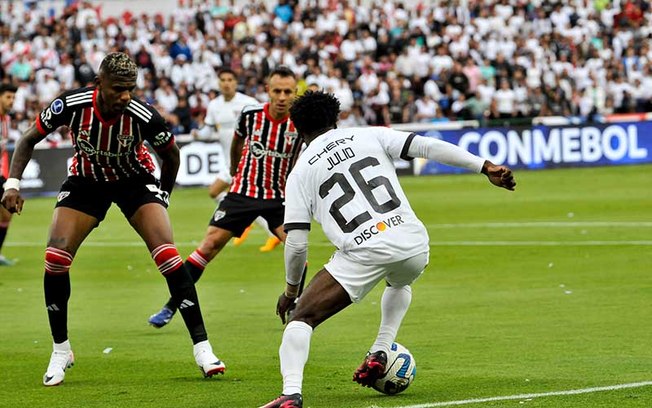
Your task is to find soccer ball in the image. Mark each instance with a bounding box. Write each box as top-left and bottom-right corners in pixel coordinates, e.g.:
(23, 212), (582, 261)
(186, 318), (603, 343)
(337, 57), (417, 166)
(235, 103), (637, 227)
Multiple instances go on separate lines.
(372, 342), (416, 395)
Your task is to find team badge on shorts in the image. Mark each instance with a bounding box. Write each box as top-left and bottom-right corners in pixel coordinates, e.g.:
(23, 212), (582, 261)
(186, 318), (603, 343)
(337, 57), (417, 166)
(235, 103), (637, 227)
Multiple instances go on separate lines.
(213, 209), (226, 222)
(57, 191), (71, 202)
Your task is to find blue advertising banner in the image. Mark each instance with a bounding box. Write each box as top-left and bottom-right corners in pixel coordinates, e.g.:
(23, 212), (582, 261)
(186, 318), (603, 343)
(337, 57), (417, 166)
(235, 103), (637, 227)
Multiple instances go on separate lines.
(417, 121), (652, 175)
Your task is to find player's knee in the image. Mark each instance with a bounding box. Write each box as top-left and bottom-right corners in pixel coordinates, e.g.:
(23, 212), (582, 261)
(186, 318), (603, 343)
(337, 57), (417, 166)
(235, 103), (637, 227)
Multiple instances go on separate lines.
(151, 243), (183, 275)
(45, 247), (74, 275)
(289, 306), (325, 329)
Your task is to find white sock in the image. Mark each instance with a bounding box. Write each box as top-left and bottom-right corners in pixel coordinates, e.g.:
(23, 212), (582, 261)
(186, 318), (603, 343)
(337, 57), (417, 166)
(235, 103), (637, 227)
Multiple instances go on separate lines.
(192, 340), (212, 357)
(53, 339), (71, 352)
(371, 285), (412, 354)
(280, 321), (313, 395)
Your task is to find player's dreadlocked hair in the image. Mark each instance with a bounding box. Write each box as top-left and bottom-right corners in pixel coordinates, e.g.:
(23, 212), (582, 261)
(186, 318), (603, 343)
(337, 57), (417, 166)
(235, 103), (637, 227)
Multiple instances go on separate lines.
(289, 91), (341, 137)
(98, 52), (138, 80)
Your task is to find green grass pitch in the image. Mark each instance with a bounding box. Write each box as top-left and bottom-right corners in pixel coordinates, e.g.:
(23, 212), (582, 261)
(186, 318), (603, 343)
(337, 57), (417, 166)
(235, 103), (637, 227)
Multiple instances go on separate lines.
(0, 164), (650, 408)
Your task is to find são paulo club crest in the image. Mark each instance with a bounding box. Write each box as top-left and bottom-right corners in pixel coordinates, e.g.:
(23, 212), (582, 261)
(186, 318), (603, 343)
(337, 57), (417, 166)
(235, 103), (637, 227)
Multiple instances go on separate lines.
(284, 130), (298, 144)
(117, 133), (134, 147)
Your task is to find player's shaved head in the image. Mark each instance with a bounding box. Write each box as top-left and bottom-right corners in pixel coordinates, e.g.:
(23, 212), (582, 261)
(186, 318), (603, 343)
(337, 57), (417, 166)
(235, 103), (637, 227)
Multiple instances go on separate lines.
(98, 52), (138, 80)
(289, 91), (340, 142)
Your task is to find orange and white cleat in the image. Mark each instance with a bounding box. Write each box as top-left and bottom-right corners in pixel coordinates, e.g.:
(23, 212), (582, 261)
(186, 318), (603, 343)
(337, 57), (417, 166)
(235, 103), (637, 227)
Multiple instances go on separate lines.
(259, 236), (282, 252)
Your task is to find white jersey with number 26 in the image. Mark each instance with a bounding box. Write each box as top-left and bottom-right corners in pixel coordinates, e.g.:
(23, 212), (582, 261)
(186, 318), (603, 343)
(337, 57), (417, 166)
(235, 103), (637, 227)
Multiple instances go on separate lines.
(284, 127), (429, 265)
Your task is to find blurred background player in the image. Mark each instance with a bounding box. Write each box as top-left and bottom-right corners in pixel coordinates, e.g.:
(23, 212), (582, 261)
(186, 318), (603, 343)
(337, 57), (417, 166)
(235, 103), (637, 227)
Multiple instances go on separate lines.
(0, 53), (224, 386)
(148, 66), (303, 328)
(193, 68), (281, 252)
(0, 83), (17, 266)
(260, 91), (516, 407)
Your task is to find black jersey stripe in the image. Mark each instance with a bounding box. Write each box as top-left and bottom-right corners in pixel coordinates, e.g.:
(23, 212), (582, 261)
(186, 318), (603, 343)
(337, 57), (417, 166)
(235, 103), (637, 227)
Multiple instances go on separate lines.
(270, 121), (286, 199)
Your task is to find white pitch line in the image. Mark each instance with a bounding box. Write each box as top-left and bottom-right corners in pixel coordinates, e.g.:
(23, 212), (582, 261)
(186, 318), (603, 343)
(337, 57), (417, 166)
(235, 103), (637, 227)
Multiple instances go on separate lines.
(5, 240), (652, 248)
(425, 221), (652, 228)
(372, 381), (652, 408)
(419, 241), (652, 246)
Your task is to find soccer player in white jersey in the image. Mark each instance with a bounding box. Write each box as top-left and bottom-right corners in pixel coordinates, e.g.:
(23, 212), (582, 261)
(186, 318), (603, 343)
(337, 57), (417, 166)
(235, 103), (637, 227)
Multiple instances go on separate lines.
(193, 68), (281, 252)
(260, 92), (516, 408)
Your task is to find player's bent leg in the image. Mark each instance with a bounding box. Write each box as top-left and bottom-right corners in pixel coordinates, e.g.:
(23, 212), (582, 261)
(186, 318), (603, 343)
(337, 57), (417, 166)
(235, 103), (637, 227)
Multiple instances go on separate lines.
(262, 269), (350, 406)
(148, 226), (231, 328)
(232, 224), (252, 246)
(43, 247), (75, 386)
(197, 225), (234, 260)
(260, 223), (285, 252)
(288, 268), (352, 328)
(370, 285), (412, 355)
(42, 207), (97, 386)
(130, 204), (223, 376)
(354, 252), (428, 387)
(150, 243), (225, 375)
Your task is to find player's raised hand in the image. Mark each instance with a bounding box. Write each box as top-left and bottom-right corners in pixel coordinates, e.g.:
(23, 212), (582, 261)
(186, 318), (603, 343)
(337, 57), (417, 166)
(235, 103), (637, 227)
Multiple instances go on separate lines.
(482, 161), (516, 191)
(1, 189), (24, 214)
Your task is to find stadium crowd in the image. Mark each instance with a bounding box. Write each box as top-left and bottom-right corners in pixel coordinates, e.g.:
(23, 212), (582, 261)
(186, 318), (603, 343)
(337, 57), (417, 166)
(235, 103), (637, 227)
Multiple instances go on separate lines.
(0, 0), (651, 145)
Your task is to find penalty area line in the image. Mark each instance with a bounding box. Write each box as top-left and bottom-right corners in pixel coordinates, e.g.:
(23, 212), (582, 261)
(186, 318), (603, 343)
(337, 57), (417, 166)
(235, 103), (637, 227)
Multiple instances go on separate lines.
(373, 381), (652, 408)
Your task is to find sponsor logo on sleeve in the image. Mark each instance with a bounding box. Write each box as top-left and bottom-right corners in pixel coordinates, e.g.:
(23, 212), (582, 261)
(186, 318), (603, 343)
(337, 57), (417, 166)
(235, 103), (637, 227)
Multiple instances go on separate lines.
(152, 131), (172, 147)
(51, 99), (64, 114)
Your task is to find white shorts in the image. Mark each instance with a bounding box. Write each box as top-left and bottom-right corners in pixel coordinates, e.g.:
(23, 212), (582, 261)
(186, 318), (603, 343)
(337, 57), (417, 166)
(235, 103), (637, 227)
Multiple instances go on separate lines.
(324, 250), (429, 303)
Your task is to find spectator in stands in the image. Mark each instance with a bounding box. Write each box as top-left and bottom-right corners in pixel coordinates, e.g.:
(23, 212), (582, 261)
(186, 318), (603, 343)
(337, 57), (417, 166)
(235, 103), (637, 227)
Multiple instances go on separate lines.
(414, 94), (439, 123)
(494, 79), (517, 118)
(73, 52), (95, 87)
(0, 0), (650, 134)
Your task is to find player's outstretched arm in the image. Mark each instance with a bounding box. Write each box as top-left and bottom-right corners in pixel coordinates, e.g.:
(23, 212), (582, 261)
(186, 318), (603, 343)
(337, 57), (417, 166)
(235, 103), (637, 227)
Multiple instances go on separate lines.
(406, 135), (515, 191)
(481, 160), (516, 191)
(1, 123), (46, 214)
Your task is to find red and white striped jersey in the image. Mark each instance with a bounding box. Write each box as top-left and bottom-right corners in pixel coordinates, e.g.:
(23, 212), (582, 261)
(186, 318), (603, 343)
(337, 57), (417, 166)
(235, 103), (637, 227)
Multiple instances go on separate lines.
(36, 86), (174, 182)
(230, 103), (302, 200)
